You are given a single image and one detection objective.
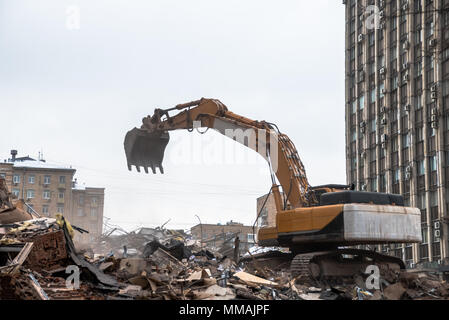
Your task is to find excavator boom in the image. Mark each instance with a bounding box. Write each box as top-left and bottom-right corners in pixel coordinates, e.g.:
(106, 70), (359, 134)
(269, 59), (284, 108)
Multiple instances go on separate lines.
(124, 98), (315, 208)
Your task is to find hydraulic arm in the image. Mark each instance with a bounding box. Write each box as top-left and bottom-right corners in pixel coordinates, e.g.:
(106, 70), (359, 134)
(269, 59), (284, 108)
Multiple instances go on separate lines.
(124, 98), (316, 208)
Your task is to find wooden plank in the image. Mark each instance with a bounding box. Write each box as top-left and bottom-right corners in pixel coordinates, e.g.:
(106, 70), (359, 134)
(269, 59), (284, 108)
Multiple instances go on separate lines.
(9, 242), (34, 267)
(233, 271), (278, 286)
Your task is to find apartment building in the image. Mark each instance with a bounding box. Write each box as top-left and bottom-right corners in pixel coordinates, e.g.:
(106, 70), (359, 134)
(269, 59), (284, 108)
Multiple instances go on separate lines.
(344, 0), (449, 266)
(256, 193), (279, 229)
(0, 150), (104, 246)
(71, 183), (105, 245)
(191, 221), (257, 254)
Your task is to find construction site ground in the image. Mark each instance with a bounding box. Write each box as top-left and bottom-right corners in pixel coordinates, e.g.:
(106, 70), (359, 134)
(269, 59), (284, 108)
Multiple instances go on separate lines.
(1, 214), (449, 301)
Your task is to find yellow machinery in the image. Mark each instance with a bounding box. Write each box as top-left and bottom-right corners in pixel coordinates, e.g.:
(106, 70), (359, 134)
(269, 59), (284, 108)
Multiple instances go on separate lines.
(124, 98), (422, 279)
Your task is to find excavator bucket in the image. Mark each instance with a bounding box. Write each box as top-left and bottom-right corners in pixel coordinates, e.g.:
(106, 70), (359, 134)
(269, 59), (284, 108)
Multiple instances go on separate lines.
(124, 128), (170, 174)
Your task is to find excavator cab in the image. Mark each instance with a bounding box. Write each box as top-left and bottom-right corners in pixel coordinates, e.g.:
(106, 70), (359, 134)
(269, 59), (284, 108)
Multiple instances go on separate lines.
(124, 127), (169, 174)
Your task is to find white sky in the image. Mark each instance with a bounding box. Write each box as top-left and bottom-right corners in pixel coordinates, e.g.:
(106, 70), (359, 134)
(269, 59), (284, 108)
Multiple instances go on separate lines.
(0, 0), (346, 231)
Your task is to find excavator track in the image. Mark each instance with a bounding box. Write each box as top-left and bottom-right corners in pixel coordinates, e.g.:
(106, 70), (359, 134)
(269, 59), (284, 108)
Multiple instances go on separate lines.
(290, 249), (405, 286)
(290, 254), (313, 279)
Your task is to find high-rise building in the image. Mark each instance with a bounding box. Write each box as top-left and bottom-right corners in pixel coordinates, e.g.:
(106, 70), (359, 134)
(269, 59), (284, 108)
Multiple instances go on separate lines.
(344, 0), (449, 266)
(0, 150), (104, 246)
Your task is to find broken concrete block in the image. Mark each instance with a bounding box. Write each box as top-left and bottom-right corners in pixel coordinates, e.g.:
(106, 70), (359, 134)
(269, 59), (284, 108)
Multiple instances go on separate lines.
(383, 283), (406, 300)
(234, 271), (278, 286)
(99, 262), (114, 272)
(119, 285), (142, 296)
(299, 293), (322, 300)
(193, 285), (236, 300)
(368, 290), (383, 300)
(119, 258), (147, 276)
(128, 276), (150, 289)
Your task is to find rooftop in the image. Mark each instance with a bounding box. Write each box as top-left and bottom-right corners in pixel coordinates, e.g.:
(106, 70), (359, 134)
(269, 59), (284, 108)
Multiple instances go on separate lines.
(12, 160), (75, 171)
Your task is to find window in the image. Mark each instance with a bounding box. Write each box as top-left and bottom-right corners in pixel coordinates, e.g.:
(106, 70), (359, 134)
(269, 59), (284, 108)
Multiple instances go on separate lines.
(415, 29), (422, 44)
(44, 175), (51, 185)
(430, 156), (437, 172)
(42, 205), (49, 216)
(79, 195), (84, 205)
(415, 95), (422, 109)
(28, 175), (35, 184)
(43, 190), (51, 200)
(77, 208), (84, 217)
(370, 88), (376, 103)
(394, 169), (400, 183)
(426, 21), (434, 38)
(422, 227), (428, 244)
(27, 204), (34, 214)
(418, 160), (425, 176)
(370, 119), (376, 132)
(402, 133), (410, 148)
(12, 189), (20, 198)
(351, 157), (357, 170)
(247, 234), (255, 243)
(359, 95), (365, 110)
(368, 32), (375, 46)
(26, 189), (35, 199)
(391, 46), (397, 62)
(91, 208), (97, 218)
(58, 192), (64, 199)
(392, 75), (398, 90)
(392, 136), (399, 152)
(378, 56), (385, 68)
(416, 127), (424, 141)
(371, 177), (377, 192)
(59, 176), (66, 184)
(57, 206), (64, 214)
(351, 100), (357, 114)
(13, 174), (20, 184)
(91, 197), (98, 205)
(351, 131), (357, 142)
(430, 191), (438, 208)
(417, 193), (426, 210)
(258, 207), (268, 227)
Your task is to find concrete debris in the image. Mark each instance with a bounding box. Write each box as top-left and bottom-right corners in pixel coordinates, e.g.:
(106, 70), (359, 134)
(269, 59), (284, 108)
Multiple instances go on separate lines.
(1, 207), (449, 300)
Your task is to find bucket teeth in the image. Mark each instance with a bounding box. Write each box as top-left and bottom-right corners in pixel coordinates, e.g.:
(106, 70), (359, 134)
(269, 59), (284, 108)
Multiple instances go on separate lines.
(144, 166), (149, 174)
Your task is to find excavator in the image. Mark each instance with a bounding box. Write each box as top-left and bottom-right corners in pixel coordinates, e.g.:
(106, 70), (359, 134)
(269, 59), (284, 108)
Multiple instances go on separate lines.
(124, 98), (422, 281)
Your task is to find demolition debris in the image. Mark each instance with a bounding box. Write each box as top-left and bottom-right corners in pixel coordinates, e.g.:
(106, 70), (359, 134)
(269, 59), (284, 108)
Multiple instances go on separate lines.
(2, 215), (449, 300)
(1, 178), (449, 300)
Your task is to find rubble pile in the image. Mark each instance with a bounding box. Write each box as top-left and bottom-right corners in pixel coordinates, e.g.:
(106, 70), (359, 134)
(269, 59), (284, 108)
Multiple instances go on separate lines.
(1, 213), (449, 300)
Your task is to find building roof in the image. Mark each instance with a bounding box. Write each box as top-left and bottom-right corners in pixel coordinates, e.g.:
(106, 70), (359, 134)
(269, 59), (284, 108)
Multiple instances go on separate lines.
(72, 183), (86, 191)
(72, 183), (105, 193)
(191, 223), (254, 229)
(14, 156), (36, 162)
(12, 160), (75, 171)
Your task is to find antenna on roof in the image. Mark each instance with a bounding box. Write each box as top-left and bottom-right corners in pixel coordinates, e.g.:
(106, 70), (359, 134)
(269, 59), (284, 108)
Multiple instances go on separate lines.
(38, 149), (44, 162)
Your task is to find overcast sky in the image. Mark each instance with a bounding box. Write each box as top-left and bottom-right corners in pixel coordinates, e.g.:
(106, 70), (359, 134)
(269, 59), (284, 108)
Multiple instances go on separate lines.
(0, 0), (346, 231)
